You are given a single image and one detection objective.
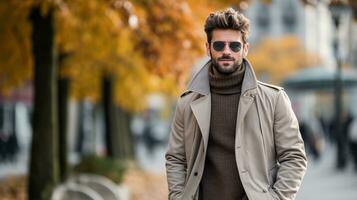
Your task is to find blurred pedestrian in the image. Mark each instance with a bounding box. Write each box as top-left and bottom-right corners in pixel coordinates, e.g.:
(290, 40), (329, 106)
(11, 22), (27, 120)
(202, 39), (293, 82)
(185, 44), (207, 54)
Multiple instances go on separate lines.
(341, 111), (354, 168)
(299, 121), (320, 161)
(165, 8), (307, 200)
(348, 113), (357, 171)
(142, 118), (156, 153)
(316, 112), (331, 143)
(330, 110), (354, 169)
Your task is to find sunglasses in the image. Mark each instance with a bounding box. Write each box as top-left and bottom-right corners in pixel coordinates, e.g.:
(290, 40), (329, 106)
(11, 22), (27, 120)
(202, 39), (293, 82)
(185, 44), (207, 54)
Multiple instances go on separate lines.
(212, 41), (242, 52)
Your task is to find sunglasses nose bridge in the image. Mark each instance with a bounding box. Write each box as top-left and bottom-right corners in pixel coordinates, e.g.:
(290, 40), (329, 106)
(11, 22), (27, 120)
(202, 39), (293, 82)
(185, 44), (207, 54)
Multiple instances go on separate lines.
(222, 42), (232, 53)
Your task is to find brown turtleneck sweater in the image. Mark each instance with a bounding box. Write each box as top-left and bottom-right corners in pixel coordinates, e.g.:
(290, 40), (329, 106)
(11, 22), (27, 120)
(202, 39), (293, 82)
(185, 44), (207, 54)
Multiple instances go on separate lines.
(200, 63), (246, 200)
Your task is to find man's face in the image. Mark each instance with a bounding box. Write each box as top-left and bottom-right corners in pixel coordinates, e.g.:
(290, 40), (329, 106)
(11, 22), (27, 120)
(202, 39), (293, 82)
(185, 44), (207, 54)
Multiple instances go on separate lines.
(206, 29), (249, 74)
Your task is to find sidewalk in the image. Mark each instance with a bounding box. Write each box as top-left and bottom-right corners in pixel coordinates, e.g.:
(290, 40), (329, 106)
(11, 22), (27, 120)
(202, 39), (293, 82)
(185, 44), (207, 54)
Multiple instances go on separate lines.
(0, 150), (28, 179)
(296, 145), (357, 200)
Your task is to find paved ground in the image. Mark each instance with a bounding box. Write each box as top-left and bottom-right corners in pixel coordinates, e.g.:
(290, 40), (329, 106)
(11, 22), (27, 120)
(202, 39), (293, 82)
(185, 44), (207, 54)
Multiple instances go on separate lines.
(135, 140), (167, 173)
(0, 149), (28, 179)
(2, 141), (357, 200)
(296, 145), (357, 200)
(139, 141), (357, 200)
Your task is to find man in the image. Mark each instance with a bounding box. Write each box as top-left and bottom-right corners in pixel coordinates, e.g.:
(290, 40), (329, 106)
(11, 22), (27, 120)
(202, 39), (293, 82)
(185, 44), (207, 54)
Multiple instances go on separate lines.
(165, 8), (307, 200)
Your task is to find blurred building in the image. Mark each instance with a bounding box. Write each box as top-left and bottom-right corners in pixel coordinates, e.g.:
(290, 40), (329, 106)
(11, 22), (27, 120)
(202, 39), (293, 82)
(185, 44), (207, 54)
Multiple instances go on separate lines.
(245, 0), (338, 68)
(0, 84), (32, 156)
(0, 83), (32, 177)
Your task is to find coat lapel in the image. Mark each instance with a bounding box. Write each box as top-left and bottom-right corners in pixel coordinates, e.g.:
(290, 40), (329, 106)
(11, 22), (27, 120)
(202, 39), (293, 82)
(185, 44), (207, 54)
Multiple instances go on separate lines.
(236, 59), (259, 128)
(236, 92), (255, 131)
(190, 94), (211, 152)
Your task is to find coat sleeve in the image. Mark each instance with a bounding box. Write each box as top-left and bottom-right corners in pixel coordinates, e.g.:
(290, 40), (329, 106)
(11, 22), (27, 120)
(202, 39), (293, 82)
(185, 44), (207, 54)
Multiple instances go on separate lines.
(165, 97), (187, 200)
(272, 90), (307, 200)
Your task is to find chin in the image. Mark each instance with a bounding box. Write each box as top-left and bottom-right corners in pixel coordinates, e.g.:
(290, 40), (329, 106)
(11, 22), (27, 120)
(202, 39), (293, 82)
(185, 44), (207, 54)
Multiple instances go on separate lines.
(220, 64), (234, 70)
(218, 67), (235, 74)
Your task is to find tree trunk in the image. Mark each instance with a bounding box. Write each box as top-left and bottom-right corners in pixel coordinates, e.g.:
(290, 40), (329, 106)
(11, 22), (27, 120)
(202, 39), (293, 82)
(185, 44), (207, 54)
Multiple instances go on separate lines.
(58, 77), (69, 182)
(102, 75), (115, 157)
(28, 6), (59, 200)
(102, 75), (134, 160)
(116, 107), (134, 159)
(125, 112), (135, 158)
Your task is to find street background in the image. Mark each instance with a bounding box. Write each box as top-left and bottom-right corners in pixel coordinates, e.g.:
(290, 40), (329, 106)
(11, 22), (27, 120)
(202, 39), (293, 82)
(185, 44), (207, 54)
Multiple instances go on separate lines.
(1, 0), (357, 200)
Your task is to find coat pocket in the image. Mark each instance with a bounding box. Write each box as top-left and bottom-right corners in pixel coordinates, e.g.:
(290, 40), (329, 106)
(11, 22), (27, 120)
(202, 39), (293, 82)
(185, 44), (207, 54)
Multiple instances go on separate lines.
(268, 187), (279, 200)
(267, 165), (279, 199)
(268, 164), (278, 185)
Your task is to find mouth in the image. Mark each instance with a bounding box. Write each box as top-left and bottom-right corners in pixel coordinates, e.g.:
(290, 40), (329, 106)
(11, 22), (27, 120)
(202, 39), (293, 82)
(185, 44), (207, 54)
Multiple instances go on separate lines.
(218, 58), (234, 62)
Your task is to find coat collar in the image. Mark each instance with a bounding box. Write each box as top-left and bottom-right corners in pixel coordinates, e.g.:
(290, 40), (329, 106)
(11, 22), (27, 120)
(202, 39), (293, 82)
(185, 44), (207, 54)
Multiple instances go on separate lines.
(186, 58), (258, 97)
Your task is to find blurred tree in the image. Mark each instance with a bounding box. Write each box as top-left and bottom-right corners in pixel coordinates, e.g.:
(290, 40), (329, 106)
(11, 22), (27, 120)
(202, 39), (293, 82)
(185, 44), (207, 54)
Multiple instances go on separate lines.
(0, 1), (33, 95)
(57, 79), (70, 183)
(57, 77), (69, 182)
(0, 0), (255, 106)
(102, 75), (115, 158)
(57, 52), (71, 183)
(248, 35), (320, 84)
(28, 4), (59, 200)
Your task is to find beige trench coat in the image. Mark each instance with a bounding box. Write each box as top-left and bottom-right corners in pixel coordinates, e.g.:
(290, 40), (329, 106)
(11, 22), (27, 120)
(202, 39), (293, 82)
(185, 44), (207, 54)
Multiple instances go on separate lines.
(165, 59), (307, 200)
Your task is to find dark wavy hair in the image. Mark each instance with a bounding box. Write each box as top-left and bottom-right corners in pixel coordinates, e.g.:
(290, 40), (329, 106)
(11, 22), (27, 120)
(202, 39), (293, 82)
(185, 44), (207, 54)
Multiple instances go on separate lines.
(204, 8), (250, 44)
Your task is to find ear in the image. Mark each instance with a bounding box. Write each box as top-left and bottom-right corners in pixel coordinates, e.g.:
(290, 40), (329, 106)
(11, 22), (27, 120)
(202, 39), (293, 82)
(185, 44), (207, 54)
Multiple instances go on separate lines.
(243, 42), (249, 58)
(206, 42), (211, 57)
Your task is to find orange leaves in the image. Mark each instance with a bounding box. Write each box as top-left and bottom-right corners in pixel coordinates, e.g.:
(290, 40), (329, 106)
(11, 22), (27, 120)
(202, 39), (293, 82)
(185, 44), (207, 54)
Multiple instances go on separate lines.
(0, 0), (254, 111)
(55, 1), (151, 111)
(132, 0), (205, 85)
(248, 35), (320, 84)
(0, 1), (33, 95)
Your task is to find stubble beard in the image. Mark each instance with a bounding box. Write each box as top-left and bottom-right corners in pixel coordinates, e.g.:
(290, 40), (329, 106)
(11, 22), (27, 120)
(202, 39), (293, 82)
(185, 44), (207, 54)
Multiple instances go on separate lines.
(210, 51), (243, 74)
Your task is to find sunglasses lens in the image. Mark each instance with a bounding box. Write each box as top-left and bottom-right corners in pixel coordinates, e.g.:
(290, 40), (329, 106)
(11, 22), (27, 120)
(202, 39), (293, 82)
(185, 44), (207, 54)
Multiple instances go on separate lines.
(212, 41), (225, 51)
(212, 41), (242, 52)
(229, 42), (242, 52)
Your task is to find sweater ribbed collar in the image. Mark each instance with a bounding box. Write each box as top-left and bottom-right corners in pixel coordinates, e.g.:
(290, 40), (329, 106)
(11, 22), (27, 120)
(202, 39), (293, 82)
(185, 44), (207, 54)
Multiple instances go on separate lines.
(208, 63), (245, 95)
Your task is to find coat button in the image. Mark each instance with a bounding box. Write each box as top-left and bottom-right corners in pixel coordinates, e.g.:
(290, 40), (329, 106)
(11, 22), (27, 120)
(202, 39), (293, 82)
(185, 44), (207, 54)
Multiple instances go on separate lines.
(194, 172), (198, 176)
(262, 188), (268, 193)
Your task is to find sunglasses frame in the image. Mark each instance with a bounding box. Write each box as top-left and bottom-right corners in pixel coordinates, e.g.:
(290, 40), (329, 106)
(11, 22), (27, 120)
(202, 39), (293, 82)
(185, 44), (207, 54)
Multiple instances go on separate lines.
(211, 41), (242, 53)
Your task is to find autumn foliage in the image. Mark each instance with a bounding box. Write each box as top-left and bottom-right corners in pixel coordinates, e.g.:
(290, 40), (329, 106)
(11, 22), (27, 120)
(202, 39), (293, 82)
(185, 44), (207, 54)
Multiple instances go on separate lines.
(0, 0), (248, 112)
(0, 1), (33, 95)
